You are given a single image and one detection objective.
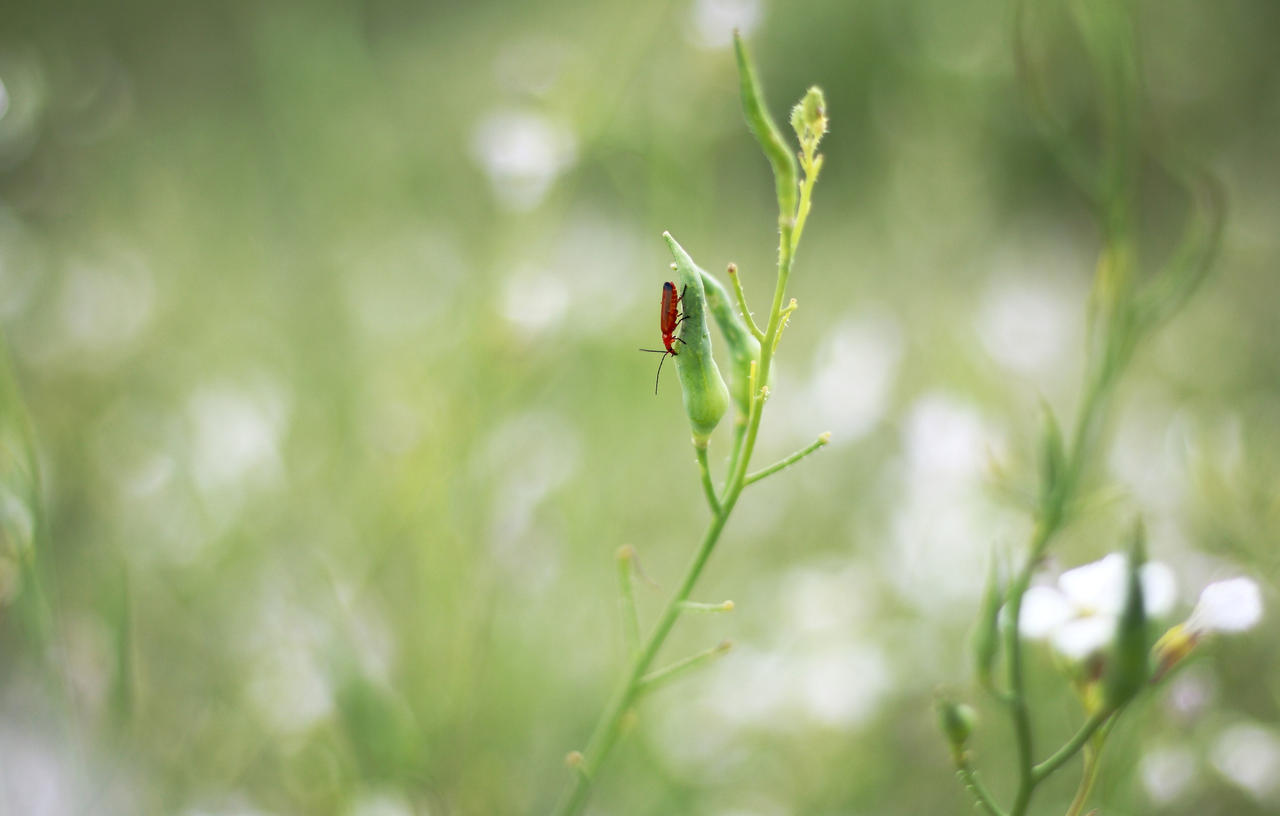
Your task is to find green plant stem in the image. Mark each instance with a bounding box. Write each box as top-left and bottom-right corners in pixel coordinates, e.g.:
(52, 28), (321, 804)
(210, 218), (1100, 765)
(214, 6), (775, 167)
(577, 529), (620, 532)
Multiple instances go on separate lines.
(551, 507), (735, 816)
(695, 445), (722, 515)
(1032, 709), (1112, 783)
(551, 144), (807, 816)
(1013, 0), (1101, 203)
(791, 155), (819, 252)
(743, 434), (829, 486)
(722, 420), (749, 495)
(553, 41), (818, 811)
(1003, 341), (1117, 816)
(616, 548), (641, 656)
(1065, 723), (1112, 816)
(678, 600), (733, 613)
(1005, 534), (1043, 816)
(727, 264), (765, 341)
(552, 333), (785, 816)
(636, 639), (732, 695)
(957, 760), (1009, 816)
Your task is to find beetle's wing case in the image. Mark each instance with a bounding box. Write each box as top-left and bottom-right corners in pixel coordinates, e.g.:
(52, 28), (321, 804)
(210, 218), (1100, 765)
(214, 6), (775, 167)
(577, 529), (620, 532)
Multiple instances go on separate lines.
(660, 280), (678, 332)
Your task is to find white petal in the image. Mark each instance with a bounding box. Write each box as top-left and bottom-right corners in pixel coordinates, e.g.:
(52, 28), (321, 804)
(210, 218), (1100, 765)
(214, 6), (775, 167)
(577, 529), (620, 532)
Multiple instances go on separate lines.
(1058, 553), (1127, 614)
(1189, 577), (1263, 634)
(1051, 616), (1116, 660)
(1018, 586), (1073, 638)
(1141, 562), (1179, 618)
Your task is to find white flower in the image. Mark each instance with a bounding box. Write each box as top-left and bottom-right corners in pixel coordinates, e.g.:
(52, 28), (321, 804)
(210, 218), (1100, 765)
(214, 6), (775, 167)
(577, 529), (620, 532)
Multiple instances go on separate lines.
(1018, 553), (1177, 660)
(1187, 577), (1263, 635)
(1152, 576), (1264, 681)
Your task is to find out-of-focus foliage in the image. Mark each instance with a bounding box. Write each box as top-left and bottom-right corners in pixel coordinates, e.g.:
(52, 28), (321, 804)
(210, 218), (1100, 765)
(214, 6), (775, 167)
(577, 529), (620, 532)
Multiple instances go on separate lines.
(1, 0), (1278, 814)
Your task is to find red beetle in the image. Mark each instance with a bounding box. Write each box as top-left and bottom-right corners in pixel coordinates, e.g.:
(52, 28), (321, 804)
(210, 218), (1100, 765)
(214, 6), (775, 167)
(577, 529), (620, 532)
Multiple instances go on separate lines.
(639, 281), (687, 394)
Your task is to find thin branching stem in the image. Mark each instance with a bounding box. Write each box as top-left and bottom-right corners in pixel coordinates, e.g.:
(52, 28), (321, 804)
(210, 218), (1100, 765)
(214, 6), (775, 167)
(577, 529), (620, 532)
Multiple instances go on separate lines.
(1065, 720), (1113, 816)
(957, 760), (1009, 816)
(636, 639), (732, 695)
(1033, 709), (1112, 783)
(727, 264), (765, 341)
(743, 433), (829, 486)
(551, 38), (822, 815)
(616, 548), (641, 656)
(722, 420), (749, 498)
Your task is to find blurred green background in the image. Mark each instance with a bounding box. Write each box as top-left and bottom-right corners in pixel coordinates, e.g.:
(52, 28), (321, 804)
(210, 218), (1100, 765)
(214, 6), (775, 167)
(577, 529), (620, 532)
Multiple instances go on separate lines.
(2, 0), (1279, 814)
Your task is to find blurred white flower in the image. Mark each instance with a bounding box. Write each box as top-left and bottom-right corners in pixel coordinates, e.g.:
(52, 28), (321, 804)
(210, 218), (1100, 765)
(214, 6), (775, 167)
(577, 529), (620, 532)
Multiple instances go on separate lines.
(1187, 577), (1262, 635)
(1140, 744), (1198, 805)
(1210, 722), (1280, 801)
(1017, 553), (1177, 660)
(347, 791), (415, 816)
(689, 0), (762, 50)
(975, 276), (1074, 375)
(470, 109), (576, 211)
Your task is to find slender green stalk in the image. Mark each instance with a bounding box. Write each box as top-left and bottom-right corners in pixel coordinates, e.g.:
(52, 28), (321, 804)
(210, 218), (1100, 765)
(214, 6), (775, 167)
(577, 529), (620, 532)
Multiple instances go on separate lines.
(552, 278), (791, 816)
(957, 4), (1225, 814)
(1065, 723), (1112, 816)
(1013, 0), (1101, 203)
(744, 433), (830, 486)
(1004, 551), (1041, 816)
(726, 264), (765, 341)
(637, 639), (733, 695)
(678, 600), (734, 613)
(722, 420), (749, 495)
(551, 508), (735, 816)
(695, 445), (722, 515)
(550, 37), (824, 815)
(1032, 710), (1111, 782)
(957, 761), (1009, 816)
(770, 297), (798, 356)
(999, 330), (1118, 816)
(616, 547), (642, 656)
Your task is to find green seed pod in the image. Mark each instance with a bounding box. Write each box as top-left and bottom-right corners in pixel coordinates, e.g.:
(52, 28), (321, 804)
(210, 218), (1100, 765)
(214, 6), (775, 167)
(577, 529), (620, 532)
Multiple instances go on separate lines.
(733, 33), (798, 222)
(1104, 521), (1150, 711)
(663, 232), (729, 446)
(972, 555), (1004, 692)
(696, 265), (761, 416)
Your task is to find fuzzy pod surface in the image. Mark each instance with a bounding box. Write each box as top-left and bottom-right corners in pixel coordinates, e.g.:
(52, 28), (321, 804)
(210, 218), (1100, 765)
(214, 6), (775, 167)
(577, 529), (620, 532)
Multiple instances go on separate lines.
(663, 232), (729, 444)
(697, 268), (761, 416)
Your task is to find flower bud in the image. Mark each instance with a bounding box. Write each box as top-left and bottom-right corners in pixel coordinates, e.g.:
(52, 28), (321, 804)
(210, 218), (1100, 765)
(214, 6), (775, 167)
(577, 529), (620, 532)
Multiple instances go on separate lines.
(1151, 623), (1197, 683)
(1152, 576), (1263, 682)
(697, 265), (761, 416)
(1103, 521), (1150, 710)
(663, 232), (730, 445)
(790, 86), (828, 147)
(935, 696), (976, 762)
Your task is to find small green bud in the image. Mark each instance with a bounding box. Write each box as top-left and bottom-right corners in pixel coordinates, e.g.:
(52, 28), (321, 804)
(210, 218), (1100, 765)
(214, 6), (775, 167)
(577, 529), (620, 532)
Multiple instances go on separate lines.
(663, 232), (730, 445)
(790, 85), (828, 147)
(1104, 520), (1150, 711)
(698, 264), (761, 416)
(972, 556), (1004, 691)
(935, 696), (977, 761)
